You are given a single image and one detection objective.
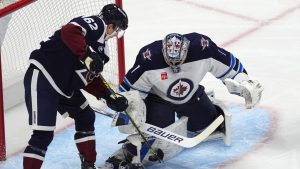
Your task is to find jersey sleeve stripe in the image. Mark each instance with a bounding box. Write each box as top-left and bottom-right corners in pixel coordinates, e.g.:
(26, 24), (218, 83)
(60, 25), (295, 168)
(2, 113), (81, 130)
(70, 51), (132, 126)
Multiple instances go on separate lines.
(119, 85), (127, 92)
(232, 62), (244, 79)
(217, 54), (236, 79)
(122, 77), (149, 94)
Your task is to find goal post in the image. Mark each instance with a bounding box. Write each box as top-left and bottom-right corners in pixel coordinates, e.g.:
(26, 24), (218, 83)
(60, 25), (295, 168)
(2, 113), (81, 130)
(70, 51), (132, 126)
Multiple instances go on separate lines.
(0, 0), (126, 161)
(0, 0), (36, 17)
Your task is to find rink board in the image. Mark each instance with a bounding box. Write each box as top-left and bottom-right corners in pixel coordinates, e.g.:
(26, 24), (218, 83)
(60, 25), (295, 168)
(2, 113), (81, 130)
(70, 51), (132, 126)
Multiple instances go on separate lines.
(0, 104), (276, 169)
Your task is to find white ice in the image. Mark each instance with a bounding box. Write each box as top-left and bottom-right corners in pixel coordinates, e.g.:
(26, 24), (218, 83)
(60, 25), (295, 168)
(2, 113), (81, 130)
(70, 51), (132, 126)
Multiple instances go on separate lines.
(2, 0), (300, 168)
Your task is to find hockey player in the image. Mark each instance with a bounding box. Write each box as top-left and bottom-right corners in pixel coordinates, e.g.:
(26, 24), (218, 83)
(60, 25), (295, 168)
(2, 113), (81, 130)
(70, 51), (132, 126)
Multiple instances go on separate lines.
(101, 32), (263, 168)
(22, 4), (129, 169)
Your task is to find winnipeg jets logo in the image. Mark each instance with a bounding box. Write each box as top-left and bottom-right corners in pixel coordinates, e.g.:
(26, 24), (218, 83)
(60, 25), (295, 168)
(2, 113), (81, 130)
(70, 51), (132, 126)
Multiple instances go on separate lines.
(173, 82), (188, 96)
(167, 78), (193, 100)
(200, 37), (209, 51)
(143, 49), (152, 60)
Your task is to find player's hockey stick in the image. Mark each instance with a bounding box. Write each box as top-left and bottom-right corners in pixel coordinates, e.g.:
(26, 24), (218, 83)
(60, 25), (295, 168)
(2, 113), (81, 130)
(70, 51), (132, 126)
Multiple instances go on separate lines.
(92, 106), (224, 148)
(97, 74), (163, 163)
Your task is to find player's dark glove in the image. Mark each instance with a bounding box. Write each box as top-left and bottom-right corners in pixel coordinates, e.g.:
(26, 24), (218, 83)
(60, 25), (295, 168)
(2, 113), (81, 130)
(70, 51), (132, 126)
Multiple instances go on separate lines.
(83, 48), (105, 75)
(106, 93), (129, 112)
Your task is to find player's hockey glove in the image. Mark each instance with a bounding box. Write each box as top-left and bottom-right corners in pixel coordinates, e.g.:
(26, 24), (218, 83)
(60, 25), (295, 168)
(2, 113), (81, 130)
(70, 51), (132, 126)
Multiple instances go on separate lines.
(106, 93), (129, 112)
(83, 47), (105, 76)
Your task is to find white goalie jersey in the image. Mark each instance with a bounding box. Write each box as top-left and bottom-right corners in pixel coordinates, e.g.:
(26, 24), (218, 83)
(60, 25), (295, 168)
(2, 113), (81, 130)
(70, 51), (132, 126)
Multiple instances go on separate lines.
(119, 32), (263, 108)
(119, 33), (249, 104)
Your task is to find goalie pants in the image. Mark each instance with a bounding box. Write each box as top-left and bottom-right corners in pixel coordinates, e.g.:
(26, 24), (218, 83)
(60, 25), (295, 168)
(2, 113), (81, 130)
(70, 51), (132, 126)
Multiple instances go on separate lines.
(145, 85), (218, 132)
(23, 66), (96, 168)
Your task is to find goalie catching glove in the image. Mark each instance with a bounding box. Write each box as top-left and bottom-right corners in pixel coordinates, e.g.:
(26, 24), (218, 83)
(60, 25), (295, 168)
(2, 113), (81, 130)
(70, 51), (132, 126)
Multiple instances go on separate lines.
(224, 73), (264, 109)
(111, 91), (146, 134)
(83, 47), (105, 76)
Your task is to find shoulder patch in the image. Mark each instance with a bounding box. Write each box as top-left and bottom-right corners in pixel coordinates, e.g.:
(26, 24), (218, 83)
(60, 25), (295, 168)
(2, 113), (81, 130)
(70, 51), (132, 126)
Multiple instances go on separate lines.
(200, 37), (210, 51)
(142, 49), (152, 61)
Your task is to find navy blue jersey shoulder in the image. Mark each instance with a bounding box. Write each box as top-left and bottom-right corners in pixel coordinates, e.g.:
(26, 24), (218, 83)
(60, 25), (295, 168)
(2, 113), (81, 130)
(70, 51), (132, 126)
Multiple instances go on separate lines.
(183, 32), (215, 63)
(136, 40), (168, 69)
(127, 40), (168, 77)
(28, 15), (107, 96)
(122, 40), (168, 90)
(184, 32), (234, 68)
(70, 15), (105, 43)
(50, 15), (106, 55)
(68, 15), (106, 55)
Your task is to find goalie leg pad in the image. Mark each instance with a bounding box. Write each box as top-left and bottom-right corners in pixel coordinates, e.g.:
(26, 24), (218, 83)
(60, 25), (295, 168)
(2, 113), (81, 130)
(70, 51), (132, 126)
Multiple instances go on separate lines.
(112, 90), (146, 134)
(209, 97), (232, 146)
(101, 117), (188, 168)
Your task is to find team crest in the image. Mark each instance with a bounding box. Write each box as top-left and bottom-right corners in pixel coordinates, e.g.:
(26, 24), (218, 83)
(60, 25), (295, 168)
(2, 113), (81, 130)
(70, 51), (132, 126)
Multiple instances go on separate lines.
(76, 69), (96, 85)
(85, 71), (96, 83)
(200, 37), (209, 51)
(143, 49), (152, 60)
(167, 78), (193, 100)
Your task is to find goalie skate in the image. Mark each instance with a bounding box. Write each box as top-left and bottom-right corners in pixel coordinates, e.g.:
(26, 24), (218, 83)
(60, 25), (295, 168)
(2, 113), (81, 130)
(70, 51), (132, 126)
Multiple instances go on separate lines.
(99, 156), (144, 169)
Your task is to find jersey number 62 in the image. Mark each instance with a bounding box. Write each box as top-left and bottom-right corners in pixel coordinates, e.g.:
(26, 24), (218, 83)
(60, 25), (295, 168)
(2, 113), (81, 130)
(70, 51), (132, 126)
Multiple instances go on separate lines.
(83, 17), (98, 30)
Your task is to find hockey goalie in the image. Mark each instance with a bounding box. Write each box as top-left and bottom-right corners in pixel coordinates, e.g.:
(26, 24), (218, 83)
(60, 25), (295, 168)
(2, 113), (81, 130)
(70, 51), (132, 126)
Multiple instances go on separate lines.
(99, 32), (263, 169)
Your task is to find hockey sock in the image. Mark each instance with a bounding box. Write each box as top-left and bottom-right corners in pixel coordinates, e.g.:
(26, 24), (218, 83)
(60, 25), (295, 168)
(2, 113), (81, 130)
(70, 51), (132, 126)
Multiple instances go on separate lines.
(75, 131), (96, 162)
(23, 155), (43, 169)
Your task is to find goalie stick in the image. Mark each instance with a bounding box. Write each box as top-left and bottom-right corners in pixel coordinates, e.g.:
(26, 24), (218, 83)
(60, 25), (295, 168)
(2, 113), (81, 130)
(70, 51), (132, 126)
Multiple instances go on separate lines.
(92, 106), (224, 148)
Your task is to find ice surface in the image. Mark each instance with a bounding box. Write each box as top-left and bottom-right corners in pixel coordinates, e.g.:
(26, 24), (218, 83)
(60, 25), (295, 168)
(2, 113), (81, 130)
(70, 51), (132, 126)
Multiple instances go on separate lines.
(1, 0), (300, 168)
(0, 104), (275, 169)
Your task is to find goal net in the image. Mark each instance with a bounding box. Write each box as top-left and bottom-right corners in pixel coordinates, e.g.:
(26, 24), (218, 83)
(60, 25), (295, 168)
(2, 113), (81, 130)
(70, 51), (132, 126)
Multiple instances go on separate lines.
(0, 0), (125, 161)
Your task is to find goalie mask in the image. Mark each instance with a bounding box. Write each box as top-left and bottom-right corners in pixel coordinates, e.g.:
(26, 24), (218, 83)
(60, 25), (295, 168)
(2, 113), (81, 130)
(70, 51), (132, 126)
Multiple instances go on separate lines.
(162, 33), (190, 73)
(99, 4), (128, 38)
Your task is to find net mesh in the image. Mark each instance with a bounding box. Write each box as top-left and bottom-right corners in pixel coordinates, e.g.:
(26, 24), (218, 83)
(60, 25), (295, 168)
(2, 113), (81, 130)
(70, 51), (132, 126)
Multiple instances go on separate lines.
(1, 0), (121, 89)
(0, 0), (16, 7)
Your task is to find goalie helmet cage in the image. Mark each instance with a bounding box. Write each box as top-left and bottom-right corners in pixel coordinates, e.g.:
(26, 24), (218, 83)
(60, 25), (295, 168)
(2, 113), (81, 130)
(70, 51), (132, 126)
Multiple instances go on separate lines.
(0, 0), (126, 161)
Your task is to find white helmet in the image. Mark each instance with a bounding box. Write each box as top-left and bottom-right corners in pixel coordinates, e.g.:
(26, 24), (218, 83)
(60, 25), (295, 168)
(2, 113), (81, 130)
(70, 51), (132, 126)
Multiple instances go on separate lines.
(162, 33), (190, 73)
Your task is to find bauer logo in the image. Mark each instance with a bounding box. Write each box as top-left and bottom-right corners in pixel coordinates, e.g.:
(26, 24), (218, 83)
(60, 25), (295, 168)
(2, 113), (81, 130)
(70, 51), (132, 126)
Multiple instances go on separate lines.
(146, 126), (184, 143)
